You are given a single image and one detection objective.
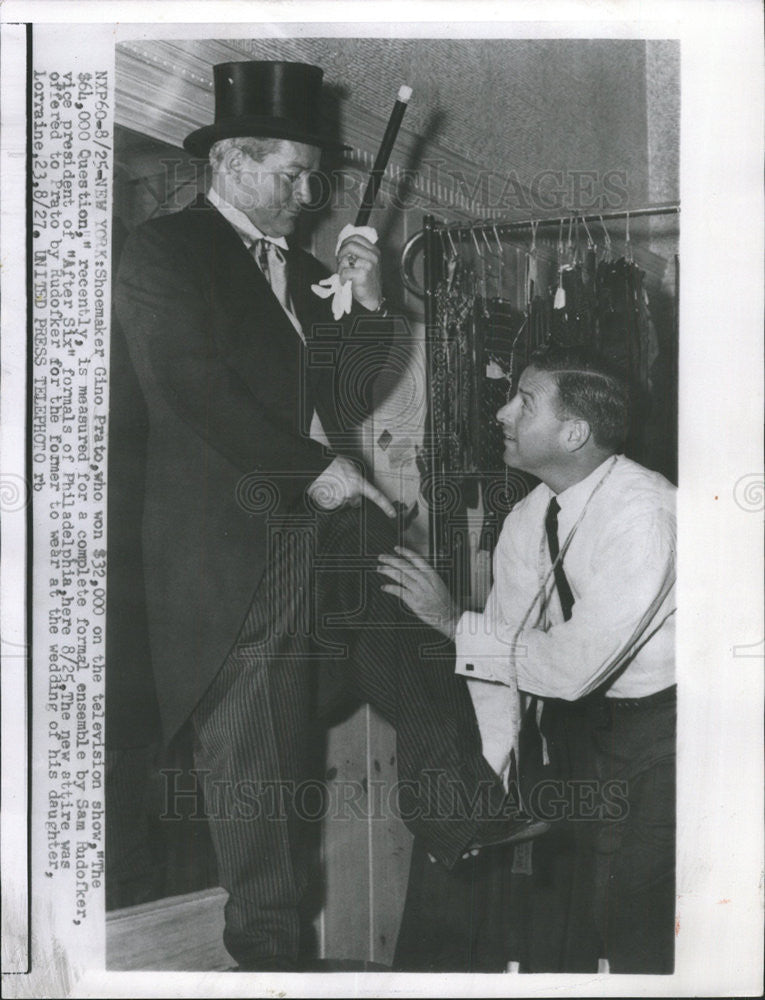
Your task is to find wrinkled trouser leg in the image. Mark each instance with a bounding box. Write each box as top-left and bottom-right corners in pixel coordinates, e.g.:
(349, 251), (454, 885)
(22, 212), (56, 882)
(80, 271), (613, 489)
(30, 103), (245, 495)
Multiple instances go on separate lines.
(191, 526), (314, 970)
(314, 502), (508, 869)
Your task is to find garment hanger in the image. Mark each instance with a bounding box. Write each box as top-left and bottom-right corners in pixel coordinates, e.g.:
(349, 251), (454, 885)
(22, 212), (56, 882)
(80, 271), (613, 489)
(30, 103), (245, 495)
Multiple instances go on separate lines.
(480, 227), (500, 300)
(574, 217), (582, 267)
(554, 219), (566, 309)
(598, 214), (614, 262)
(624, 211), (634, 263)
(470, 225), (491, 315)
(444, 227), (460, 292)
(491, 224), (507, 301)
(438, 228), (449, 262)
(477, 225), (507, 303)
(469, 225), (484, 262)
(491, 224), (503, 257)
(525, 219), (539, 307)
(580, 214), (597, 285)
(581, 215), (596, 252)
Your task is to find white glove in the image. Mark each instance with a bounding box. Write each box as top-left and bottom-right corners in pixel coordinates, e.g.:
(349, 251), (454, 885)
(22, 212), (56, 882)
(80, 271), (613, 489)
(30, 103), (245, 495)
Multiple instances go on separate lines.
(311, 224), (379, 320)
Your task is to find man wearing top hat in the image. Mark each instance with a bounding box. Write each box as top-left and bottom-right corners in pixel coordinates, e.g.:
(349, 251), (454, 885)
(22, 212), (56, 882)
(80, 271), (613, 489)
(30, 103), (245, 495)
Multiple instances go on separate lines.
(115, 61), (533, 970)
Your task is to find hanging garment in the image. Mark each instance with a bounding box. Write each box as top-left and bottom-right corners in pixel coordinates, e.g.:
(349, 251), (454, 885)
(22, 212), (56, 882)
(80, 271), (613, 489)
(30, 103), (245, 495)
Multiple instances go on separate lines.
(431, 257), (480, 506)
(476, 300), (530, 473)
(428, 227), (674, 540)
(549, 262), (597, 349)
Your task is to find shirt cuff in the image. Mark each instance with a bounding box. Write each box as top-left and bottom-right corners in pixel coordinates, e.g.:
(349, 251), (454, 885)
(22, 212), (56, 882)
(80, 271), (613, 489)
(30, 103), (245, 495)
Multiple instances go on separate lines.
(454, 611), (518, 685)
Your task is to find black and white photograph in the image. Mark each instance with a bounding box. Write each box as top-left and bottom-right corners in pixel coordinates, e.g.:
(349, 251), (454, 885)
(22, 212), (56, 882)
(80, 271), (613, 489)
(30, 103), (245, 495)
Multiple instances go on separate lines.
(0, 2), (763, 997)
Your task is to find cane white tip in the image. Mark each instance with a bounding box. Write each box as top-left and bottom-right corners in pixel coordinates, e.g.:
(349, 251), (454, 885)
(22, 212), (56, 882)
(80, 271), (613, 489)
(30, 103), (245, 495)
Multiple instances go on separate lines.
(397, 85), (413, 103)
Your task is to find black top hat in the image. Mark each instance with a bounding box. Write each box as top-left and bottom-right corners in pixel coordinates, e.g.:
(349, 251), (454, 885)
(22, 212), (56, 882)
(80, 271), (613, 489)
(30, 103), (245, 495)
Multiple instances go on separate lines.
(184, 60), (349, 158)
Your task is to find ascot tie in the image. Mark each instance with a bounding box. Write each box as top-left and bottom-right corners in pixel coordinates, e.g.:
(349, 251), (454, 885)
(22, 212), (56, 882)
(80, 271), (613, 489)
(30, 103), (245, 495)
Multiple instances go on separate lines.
(544, 496), (575, 622)
(254, 239), (292, 314)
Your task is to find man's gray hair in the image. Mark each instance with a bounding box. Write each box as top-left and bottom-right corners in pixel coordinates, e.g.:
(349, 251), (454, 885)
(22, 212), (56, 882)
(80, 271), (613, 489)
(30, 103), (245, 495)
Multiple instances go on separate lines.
(209, 137), (285, 171)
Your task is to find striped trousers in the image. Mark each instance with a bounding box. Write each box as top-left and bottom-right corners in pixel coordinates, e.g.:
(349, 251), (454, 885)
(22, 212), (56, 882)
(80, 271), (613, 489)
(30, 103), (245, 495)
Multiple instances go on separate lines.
(191, 501), (505, 969)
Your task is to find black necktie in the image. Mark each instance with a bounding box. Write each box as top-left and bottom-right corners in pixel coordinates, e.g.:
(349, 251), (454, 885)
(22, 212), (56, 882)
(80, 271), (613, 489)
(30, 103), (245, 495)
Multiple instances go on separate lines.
(517, 496), (576, 805)
(544, 496), (575, 622)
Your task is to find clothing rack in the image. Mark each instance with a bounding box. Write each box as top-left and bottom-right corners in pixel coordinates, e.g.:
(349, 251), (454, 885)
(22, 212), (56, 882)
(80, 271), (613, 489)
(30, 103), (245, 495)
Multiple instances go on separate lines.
(411, 204), (680, 563)
(400, 203), (680, 298)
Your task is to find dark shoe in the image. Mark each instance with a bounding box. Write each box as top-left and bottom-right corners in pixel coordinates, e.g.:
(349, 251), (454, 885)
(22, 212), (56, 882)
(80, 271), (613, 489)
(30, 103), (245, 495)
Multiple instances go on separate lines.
(464, 816), (550, 853)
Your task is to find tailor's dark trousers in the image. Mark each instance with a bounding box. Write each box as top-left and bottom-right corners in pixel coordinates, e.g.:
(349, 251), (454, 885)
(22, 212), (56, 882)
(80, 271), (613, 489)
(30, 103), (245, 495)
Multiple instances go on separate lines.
(588, 687), (676, 973)
(191, 501), (506, 968)
(393, 687), (676, 974)
(529, 686), (677, 974)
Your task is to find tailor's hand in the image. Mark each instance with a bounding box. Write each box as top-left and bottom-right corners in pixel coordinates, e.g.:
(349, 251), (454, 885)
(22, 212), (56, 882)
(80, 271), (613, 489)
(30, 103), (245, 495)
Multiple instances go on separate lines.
(308, 455), (396, 519)
(336, 233), (382, 311)
(377, 546), (461, 639)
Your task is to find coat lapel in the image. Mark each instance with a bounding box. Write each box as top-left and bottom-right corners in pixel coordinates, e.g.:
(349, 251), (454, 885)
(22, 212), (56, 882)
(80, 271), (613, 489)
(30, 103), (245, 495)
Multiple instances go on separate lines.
(286, 246), (345, 442)
(181, 195), (312, 420)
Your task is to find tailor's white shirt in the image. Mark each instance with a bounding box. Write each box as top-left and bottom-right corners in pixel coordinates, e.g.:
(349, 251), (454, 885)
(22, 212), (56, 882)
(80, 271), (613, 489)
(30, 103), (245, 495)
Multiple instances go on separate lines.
(456, 454), (676, 779)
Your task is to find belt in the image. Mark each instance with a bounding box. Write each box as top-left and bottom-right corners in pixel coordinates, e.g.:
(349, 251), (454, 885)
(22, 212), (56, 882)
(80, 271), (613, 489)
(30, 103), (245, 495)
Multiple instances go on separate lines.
(541, 685), (676, 723)
(604, 684), (676, 711)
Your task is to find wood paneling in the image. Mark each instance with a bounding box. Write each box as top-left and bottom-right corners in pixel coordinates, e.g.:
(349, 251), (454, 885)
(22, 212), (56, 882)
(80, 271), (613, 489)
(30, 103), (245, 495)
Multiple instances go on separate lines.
(106, 888), (229, 971)
(319, 704), (411, 968)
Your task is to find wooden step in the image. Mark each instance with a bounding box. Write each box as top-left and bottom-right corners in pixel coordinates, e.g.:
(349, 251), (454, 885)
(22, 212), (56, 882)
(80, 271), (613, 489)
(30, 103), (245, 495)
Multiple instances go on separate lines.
(106, 886), (230, 971)
(106, 887), (394, 972)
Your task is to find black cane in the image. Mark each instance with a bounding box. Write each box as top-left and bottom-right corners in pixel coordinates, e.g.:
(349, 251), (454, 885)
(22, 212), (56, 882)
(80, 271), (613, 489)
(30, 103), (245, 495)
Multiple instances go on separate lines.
(354, 85), (413, 227)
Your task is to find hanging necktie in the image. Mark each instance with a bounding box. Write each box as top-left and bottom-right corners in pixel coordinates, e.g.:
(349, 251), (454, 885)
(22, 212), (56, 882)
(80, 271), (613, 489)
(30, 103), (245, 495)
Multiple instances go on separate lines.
(254, 238), (292, 315)
(544, 496), (575, 622)
(519, 495), (577, 795)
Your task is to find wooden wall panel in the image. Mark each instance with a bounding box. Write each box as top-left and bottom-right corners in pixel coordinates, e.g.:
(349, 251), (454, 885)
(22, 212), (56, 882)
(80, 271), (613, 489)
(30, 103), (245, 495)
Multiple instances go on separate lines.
(319, 705), (411, 966)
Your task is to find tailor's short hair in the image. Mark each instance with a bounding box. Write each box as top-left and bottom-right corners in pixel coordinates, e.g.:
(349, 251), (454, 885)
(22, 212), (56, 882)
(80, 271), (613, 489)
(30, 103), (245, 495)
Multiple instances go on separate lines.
(527, 344), (631, 452)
